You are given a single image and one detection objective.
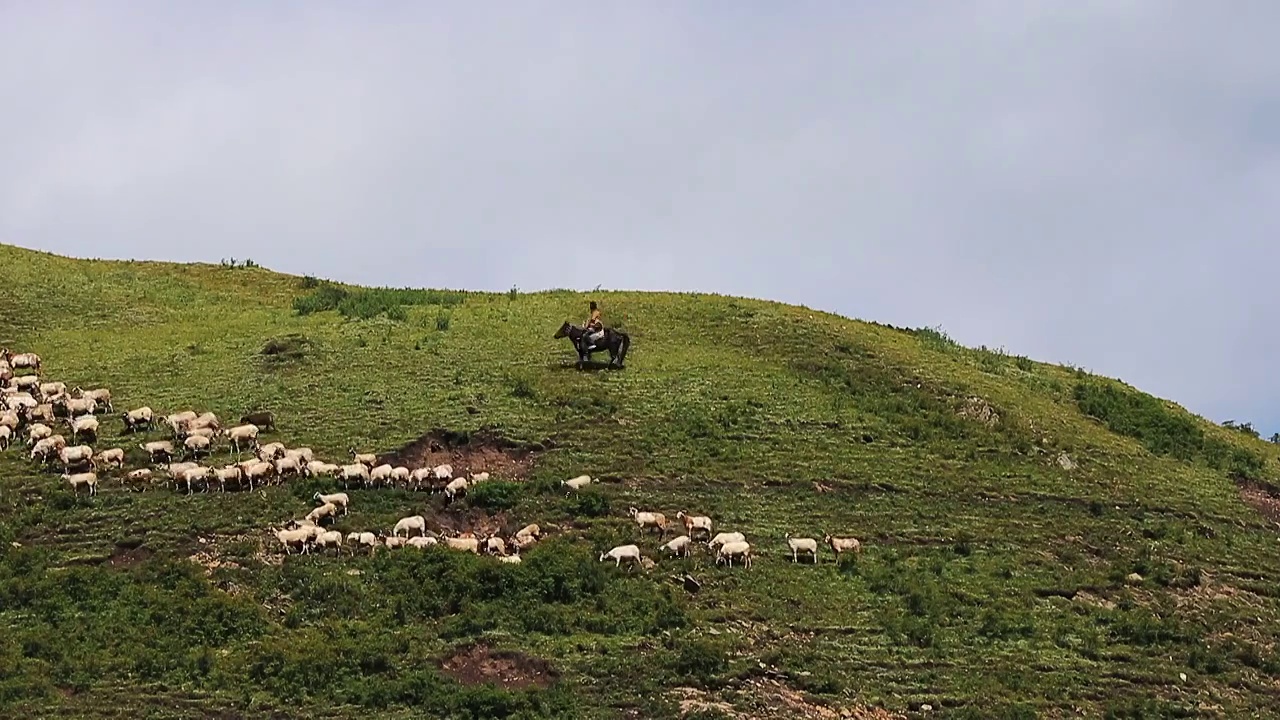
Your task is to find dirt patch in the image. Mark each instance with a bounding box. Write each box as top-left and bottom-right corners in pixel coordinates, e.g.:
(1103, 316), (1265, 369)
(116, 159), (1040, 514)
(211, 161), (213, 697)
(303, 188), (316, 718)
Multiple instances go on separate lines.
(439, 642), (557, 690)
(957, 396), (1000, 427)
(1236, 478), (1280, 527)
(108, 541), (154, 568)
(712, 679), (904, 719)
(377, 427), (548, 481)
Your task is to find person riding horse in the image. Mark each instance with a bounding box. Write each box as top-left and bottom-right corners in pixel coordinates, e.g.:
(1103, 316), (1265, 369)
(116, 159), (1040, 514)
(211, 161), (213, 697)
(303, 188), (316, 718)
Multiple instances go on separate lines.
(583, 301), (605, 350)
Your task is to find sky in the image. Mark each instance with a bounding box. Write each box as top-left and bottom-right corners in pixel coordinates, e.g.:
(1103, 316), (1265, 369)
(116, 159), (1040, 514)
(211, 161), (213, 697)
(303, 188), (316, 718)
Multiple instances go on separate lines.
(2, 1), (1278, 434)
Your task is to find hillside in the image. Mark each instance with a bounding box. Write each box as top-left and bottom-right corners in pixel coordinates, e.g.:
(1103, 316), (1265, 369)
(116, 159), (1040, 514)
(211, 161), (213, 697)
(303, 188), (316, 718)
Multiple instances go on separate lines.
(1, 242), (1279, 719)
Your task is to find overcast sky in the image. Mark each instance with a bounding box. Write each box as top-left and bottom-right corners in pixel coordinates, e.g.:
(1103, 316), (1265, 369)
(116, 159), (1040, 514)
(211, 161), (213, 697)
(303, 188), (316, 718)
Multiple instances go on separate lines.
(2, 1), (1278, 433)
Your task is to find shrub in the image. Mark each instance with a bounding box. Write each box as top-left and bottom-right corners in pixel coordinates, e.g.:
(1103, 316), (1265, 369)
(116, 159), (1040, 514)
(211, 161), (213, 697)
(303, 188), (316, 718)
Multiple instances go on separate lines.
(467, 481), (522, 512)
(292, 282), (467, 321)
(564, 489), (610, 518)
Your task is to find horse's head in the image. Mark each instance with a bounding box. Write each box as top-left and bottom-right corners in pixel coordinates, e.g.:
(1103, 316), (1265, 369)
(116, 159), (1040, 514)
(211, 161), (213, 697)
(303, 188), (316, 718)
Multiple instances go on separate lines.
(553, 321), (572, 339)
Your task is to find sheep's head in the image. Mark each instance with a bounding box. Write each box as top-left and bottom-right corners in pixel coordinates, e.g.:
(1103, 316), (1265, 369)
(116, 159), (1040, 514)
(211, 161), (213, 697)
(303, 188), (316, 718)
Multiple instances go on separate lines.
(628, 506), (639, 517)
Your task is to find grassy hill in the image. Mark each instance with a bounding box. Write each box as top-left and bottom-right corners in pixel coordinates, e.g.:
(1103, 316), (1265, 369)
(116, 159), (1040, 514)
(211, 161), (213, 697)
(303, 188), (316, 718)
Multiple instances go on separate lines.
(1, 242), (1279, 719)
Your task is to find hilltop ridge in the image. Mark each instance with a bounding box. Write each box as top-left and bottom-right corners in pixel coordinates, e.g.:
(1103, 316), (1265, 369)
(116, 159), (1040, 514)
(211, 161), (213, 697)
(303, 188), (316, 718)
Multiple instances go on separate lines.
(1, 243), (1279, 719)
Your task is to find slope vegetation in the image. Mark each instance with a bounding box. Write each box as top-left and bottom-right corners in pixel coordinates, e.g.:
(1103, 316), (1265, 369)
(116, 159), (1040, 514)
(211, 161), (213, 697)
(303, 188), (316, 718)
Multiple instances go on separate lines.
(1, 243), (1279, 719)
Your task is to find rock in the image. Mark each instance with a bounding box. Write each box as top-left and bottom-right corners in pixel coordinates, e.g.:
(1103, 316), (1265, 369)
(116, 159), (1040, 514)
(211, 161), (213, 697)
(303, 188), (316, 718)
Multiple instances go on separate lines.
(921, 704), (934, 712)
(1057, 453), (1077, 471)
(1126, 573), (1144, 585)
(1179, 672), (1188, 683)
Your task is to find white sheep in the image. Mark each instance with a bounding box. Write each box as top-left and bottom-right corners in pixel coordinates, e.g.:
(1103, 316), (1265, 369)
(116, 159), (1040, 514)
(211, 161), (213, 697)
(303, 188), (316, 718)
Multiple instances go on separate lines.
(707, 531), (746, 550)
(348, 448), (377, 467)
(257, 442), (286, 462)
(445, 536), (480, 553)
(175, 466), (212, 493)
(562, 474), (592, 494)
(676, 511), (714, 539)
(339, 463), (370, 488)
(368, 463), (394, 487)
(393, 515), (427, 538)
(73, 387), (114, 412)
(661, 535), (693, 558)
(470, 471), (490, 483)
(31, 436), (66, 463)
(212, 465), (243, 492)
(242, 460), (274, 488)
(276, 527), (314, 554)
(121, 406), (155, 433)
(499, 554), (522, 564)
(407, 536), (439, 549)
(444, 476), (469, 501)
(599, 543), (643, 568)
(384, 536), (407, 550)
(715, 540), (752, 568)
(313, 491), (350, 515)
(432, 463), (454, 481)
(823, 534), (862, 563)
(124, 468), (153, 490)
(222, 424), (259, 453)
(514, 523), (541, 540)
(305, 502), (339, 524)
(314, 530), (344, 554)
(4, 351), (41, 371)
(274, 456), (302, 479)
(390, 466), (411, 487)
(183, 434), (212, 458)
(0, 411), (18, 431)
(628, 507), (669, 538)
(60, 396), (98, 417)
(92, 447), (126, 471)
(68, 414), (99, 443)
(785, 534), (818, 564)
(409, 467), (435, 490)
(59, 444), (94, 472)
(4, 393), (37, 412)
(346, 532), (379, 555)
(140, 440), (176, 463)
(62, 471), (99, 496)
(25, 422), (53, 445)
(0, 425), (10, 450)
(27, 403), (54, 424)
(14, 375), (40, 393)
(484, 536), (507, 556)
(38, 381), (67, 399)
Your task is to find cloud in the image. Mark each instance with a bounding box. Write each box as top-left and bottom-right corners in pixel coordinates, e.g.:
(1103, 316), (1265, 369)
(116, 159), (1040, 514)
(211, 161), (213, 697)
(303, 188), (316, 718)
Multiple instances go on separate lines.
(2, 1), (1278, 432)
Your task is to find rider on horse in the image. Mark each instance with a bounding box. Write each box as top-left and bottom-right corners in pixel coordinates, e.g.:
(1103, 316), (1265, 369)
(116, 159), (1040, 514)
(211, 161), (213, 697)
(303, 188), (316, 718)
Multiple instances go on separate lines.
(583, 301), (605, 350)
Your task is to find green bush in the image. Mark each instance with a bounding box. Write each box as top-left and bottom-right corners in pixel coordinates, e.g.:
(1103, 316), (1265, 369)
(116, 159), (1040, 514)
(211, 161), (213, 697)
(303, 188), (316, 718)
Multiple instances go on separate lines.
(468, 481), (523, 511)
(292, 282), (467, 321)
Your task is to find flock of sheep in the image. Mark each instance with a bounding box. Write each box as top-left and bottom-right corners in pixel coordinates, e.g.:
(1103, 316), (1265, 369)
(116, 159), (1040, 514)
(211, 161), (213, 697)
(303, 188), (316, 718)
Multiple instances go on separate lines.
(1, 346), (866, 570)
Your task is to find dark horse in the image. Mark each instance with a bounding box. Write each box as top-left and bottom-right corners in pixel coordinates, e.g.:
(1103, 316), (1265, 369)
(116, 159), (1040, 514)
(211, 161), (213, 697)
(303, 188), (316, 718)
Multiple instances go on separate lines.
(554, 321), (630, 369)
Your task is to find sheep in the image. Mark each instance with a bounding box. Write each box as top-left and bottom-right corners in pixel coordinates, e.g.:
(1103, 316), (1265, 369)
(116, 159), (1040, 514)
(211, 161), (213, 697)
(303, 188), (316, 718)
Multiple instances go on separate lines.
(339, 463), (370, 488)
(708, 531), (746, 550)
(407, 536), (439, 549)
(72, 387), (113, 412)
(67, 415), (99, 443)
(384, 536), (407, 550)
(444, 476), (469, 501)
(62, 471), (99, 496)
(140, 440), (176, 463)
(348, 448), (377, 467)
(187, 412), (220, 432)
(222, 423), (259, 453)
(124, 468), (153, 490)
(390, 466), (411, 487)
(676, 511), (714, 539)
(27, 403), (54, 425)
(314, 530), (344, 555)
(38, 381), (67, 400)
(14, 375), (40, 393)
(0, 411), (18, 432)
(59, 396), (98, 417)
(121, 406), (155, 433)
(175, 466), (212, 494)
(185, 426), (218, 440)
(183, 434), (212, 459)
(5, 393), (38, 412)
(499, 554), (523, 564)
(30, 436), (67, 463)
(785, 534), (819, 564)
(823, 534), (862, 563)
(368, 463), (394, 487)
(25, 422), (53, 446)
(92, 447), (126, 472)
(282, 449), (311, 471)
(212, 465), (243, 492)
(628, 507), (669, 538)
(4, 351), (41, 371)
(562, 474), (592, 494)
(484, 536), (507, 556)
(392, 515), (427, 538)
(514, 523), (541, 541)
(274, 456), (302, 479)
(409, 467), (435, 491)
(59, 444), (94, 472)
(306, 461), (341, 479)
(164, 411), (197, 436)
(276, 527), (314, 555)
(432, 463), (454, 481)
(257, 442), (286, 462)
(313, 491), (350, 515)
(599, 544), (643, 569)
(345, 532), (378, 555)
(0, 425), (9, 450)
(242, 461), (274, 488)
(512, 532), (539, 551)
(445, 536), (480, 553)
(715, 540), (752, 568)
(469, 471), (490, 483)
(661, 535), (693, 558)
(239, 411), (275, 431)
(305, 503), (339, 526)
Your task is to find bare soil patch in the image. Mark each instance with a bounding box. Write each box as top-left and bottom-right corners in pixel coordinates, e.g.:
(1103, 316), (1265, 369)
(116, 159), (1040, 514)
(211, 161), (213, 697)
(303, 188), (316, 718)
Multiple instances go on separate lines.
(377, 427), (548, 481)
(1236, 478), (1280, 527)
(108, 541), (154, 568)
(439, 642), (557, 690)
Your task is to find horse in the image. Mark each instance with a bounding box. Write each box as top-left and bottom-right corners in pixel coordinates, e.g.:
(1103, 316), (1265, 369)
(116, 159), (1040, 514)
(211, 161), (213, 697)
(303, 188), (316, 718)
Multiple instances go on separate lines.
(554, 321), (630, 369)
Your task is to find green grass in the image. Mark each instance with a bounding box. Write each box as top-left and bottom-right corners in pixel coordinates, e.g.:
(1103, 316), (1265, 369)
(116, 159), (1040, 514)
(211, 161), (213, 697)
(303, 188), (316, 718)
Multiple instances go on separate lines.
(2, 243), (1280, 718)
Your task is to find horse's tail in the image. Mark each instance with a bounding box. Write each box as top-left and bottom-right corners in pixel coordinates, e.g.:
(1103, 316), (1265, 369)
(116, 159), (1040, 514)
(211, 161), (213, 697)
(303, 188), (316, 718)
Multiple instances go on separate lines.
(618, 332), (630, 366)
